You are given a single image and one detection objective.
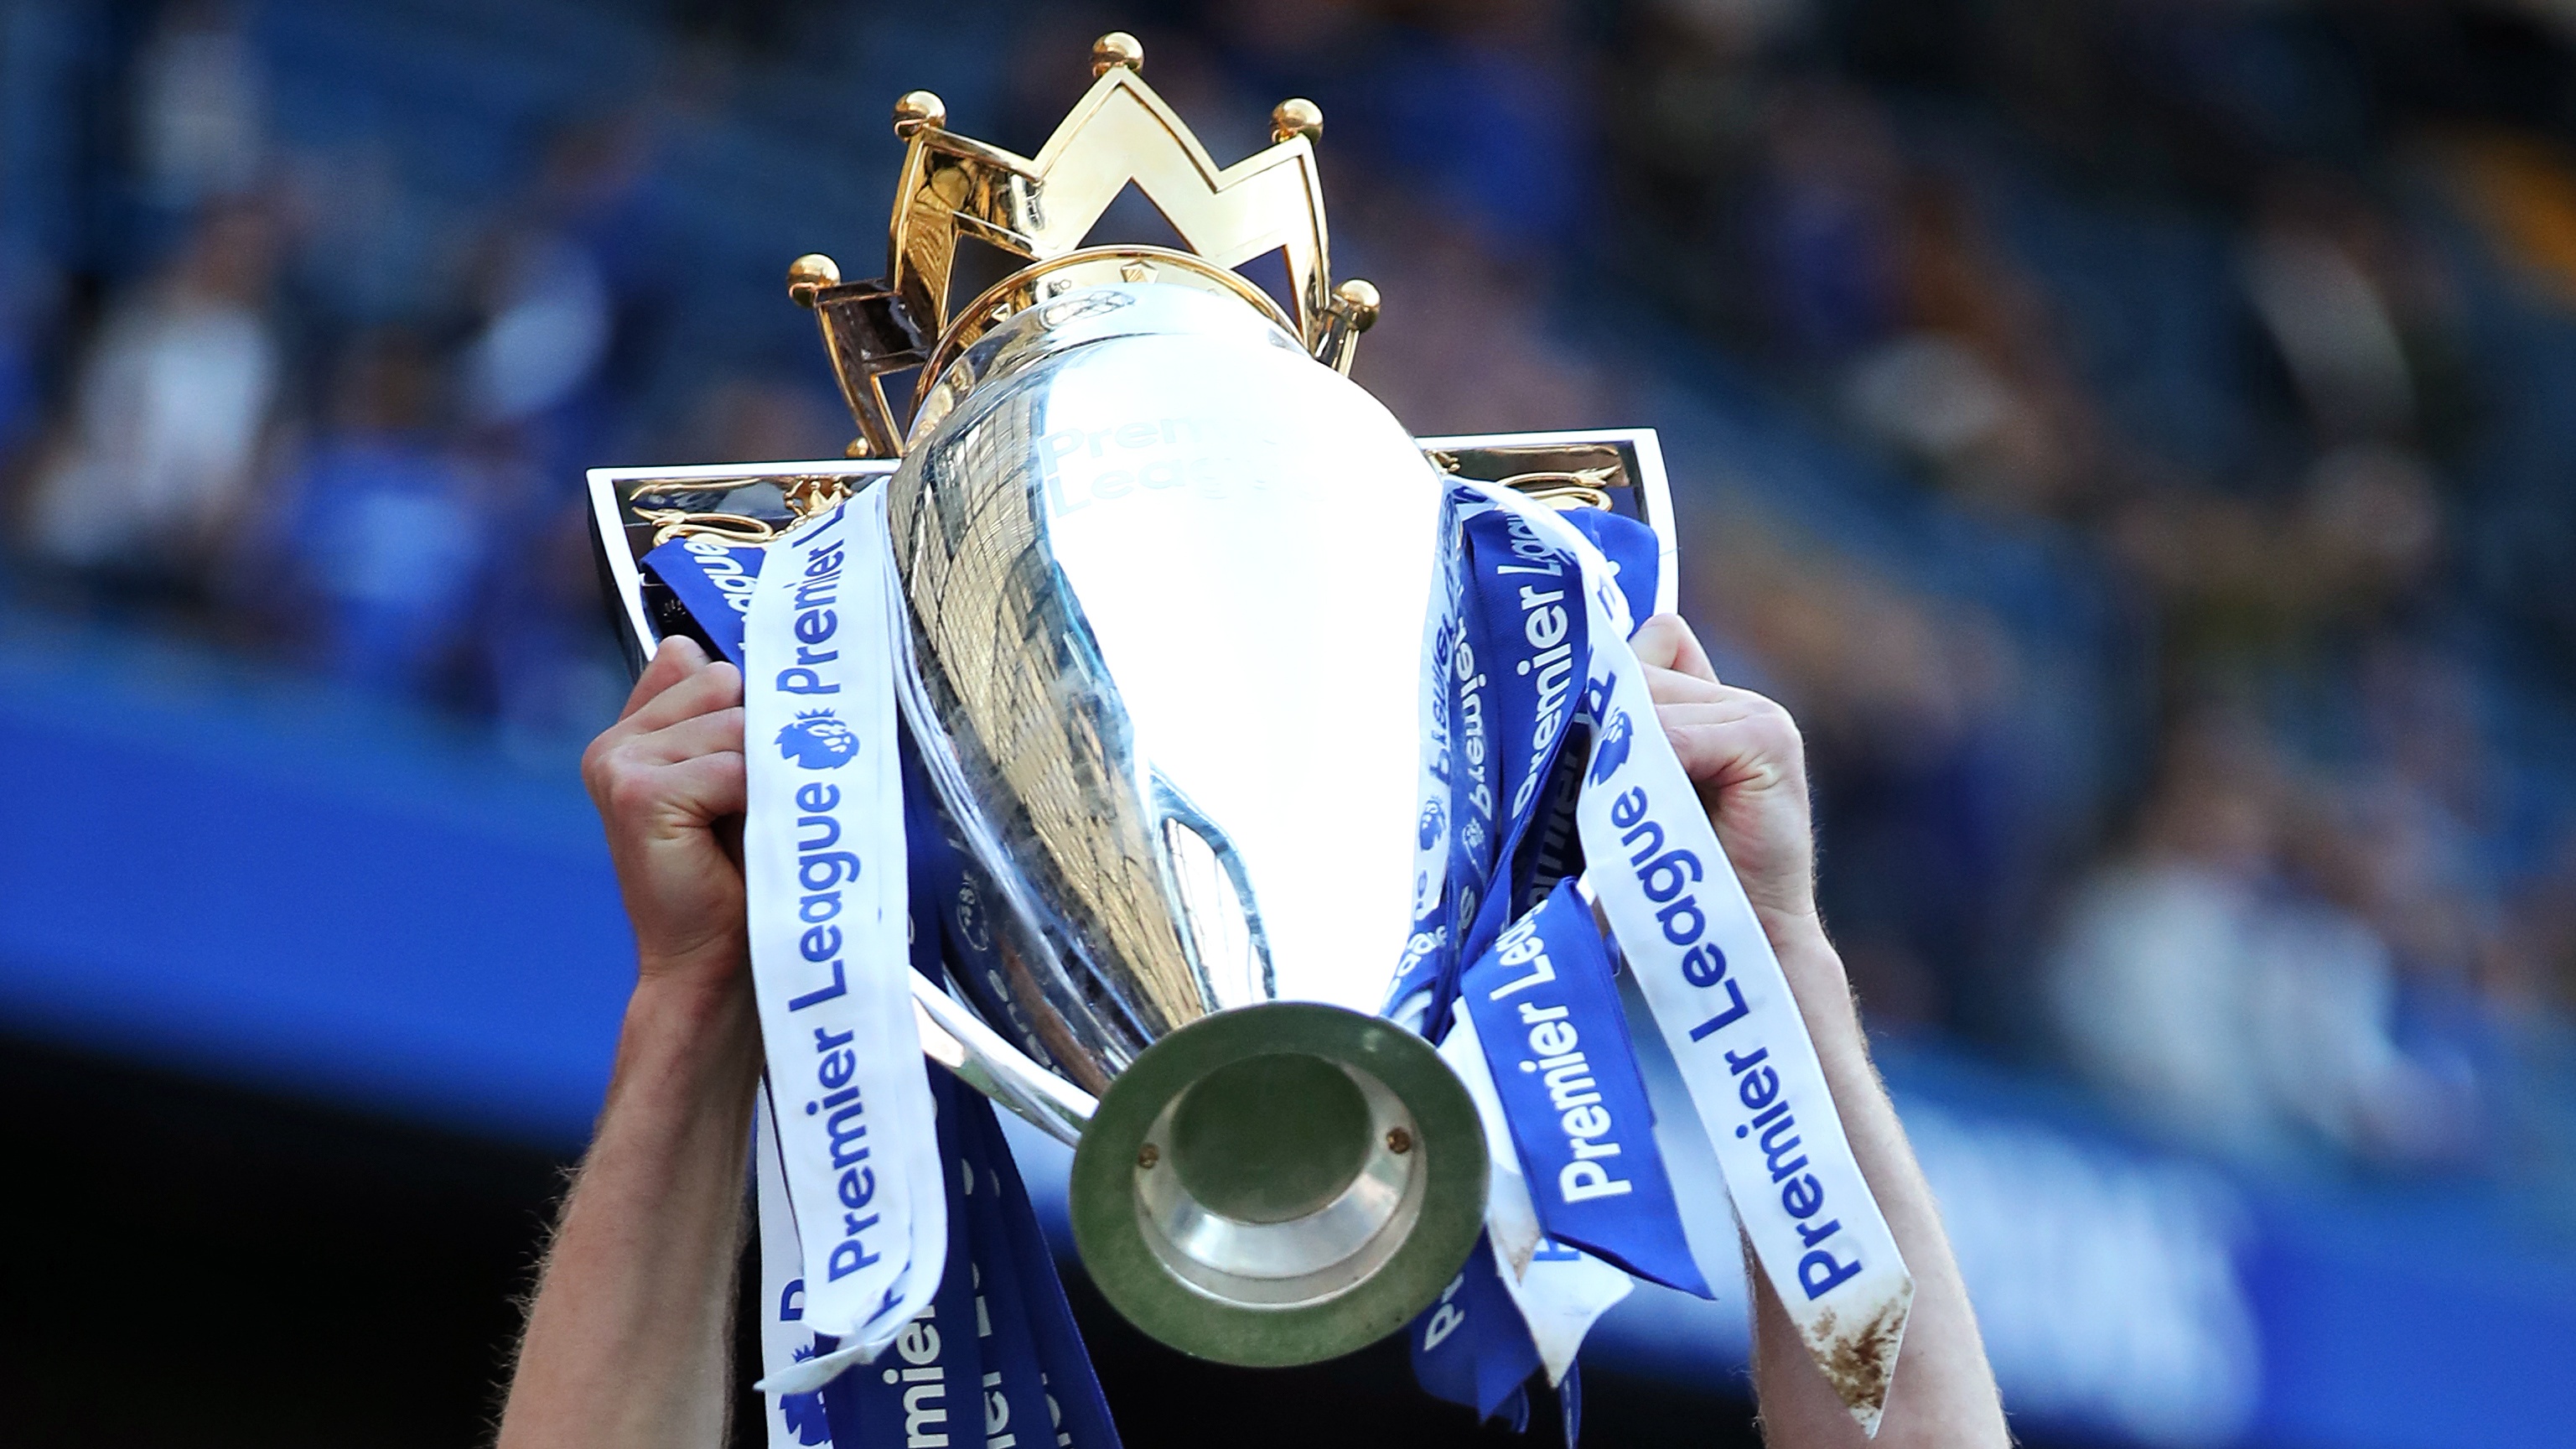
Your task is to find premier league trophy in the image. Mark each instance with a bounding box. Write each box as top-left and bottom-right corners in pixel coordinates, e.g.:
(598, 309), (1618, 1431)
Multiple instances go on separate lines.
(592, 33), (1906, 1442)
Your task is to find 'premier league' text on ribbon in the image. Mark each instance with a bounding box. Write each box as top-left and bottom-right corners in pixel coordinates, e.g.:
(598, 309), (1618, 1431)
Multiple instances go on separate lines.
(743, 492), (946, 1365)
(1461, 880), (1708, 1296)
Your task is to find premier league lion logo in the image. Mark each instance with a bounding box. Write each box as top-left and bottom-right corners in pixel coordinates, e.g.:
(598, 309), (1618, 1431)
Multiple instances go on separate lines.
(776, 709), (858, 770)
(1590, 707), (1634, 786)
(779, 1345), (831, 1445)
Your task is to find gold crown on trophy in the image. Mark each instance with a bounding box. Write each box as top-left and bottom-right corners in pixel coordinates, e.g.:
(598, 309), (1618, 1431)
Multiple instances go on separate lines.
(781, 31), (1381, 460)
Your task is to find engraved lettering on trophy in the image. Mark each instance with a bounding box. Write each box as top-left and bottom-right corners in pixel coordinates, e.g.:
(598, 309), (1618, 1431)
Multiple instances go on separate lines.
(1034, 415), (1278, 517)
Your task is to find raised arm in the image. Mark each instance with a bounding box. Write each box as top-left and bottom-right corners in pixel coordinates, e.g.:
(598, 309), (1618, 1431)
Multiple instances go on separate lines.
(498, 637), (758, 1449)
(1633, 614), (2008, 1449)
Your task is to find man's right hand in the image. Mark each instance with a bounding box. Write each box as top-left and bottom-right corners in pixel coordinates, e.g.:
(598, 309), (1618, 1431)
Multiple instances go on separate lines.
(1631, 613), (1821, 946)
(582, 636), (749, 991)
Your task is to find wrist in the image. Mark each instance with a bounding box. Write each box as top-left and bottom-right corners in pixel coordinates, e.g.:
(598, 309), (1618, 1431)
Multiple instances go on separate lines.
(1760, 912), (1865, 1057)
(629, 964), (751, 1020)
(635, 930), (749, 992)
(611, 969), (759, 1103)
(1753, 900), (1830, 962)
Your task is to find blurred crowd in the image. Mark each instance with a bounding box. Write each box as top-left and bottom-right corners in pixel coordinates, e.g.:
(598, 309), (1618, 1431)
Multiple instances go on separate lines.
(1585, 0), (2576, 1193)
(0, 0), (853, 751)
(3, 0), (2574, 1199)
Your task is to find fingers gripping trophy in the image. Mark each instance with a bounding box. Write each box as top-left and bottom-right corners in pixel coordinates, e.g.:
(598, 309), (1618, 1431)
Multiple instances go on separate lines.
(587, 31), (1917, 1437)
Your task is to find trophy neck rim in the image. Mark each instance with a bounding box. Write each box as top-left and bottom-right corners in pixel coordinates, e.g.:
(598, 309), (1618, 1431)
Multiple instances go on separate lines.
(904, 258), (1312, 449)
(916, 246), (1299, 403)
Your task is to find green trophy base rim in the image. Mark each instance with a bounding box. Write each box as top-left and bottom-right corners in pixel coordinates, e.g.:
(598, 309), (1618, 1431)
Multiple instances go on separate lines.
(1068, 1000), (1488, 1368)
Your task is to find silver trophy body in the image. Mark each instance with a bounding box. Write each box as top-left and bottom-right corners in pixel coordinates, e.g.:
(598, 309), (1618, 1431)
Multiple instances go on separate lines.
(887, 280), (1488, 1363)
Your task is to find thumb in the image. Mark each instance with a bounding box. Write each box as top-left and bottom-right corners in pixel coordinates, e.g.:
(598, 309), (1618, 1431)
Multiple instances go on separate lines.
(1632, 612), (1720, 686)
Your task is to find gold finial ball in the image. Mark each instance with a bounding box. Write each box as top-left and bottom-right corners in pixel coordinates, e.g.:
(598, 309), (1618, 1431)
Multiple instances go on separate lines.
(893, 90), (946, 139)
(1272, 98), (1324, 145)
(786, 253), (842, 307)
(1336, 278), (1381, 331)
(1091, 31), (1144, 76)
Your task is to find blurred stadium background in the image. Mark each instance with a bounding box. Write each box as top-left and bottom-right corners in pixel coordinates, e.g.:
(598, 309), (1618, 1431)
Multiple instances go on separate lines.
(3, 0), (2575, 1445)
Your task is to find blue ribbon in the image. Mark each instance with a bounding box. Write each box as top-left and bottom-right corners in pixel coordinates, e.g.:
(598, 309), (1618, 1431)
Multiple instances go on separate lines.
(1399, 496), (1688, 1435)
(1394, 486), (1596, 1042)
(968, 1088), (1122, 1449)
(1555, 508), (1658, 631)
(1409, 1232), (1542, 1424)
(1458, 500), (1590, 958)
(640, 536), (764, 664)
(955, 1104), (1055, 1449)
(1460, 880), (1708, 1296)
(900, 731), (1061, 1074)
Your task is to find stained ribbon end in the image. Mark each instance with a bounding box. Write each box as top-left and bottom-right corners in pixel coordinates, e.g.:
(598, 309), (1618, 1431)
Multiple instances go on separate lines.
(1802, 1276), (1914, 1437)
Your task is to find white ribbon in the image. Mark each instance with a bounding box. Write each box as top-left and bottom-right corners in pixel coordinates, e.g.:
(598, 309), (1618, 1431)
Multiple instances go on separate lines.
(743, 491), (946, 1375)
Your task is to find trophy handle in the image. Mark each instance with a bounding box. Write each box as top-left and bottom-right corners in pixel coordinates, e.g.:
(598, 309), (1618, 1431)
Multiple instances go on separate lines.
(902, 773), (1285, 1154)
(910, 972), (1097, 1146)
(1149, 770), (1278, 1010)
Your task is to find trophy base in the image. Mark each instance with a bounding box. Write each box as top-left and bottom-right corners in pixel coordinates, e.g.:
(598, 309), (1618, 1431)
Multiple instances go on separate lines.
(1068, 1002), (1487, 1367)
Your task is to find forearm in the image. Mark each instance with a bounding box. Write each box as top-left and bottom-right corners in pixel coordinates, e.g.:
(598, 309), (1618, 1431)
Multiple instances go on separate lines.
(499, 969), (762, 1449)
(1747, 921), (2007, 1449)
